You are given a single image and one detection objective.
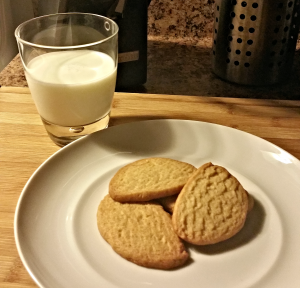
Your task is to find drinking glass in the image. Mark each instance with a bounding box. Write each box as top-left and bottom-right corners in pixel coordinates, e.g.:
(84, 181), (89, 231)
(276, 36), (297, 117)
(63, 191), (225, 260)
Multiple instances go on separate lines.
(15, 13), (118, 146)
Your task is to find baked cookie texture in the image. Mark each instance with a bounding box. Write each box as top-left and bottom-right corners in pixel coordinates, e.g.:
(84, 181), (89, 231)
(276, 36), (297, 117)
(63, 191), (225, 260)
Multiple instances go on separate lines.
(109, 157), (196, 202)
(97, 195), (189, 269)
(156, 194), (178, 214)
(172, 162), (249, 245)
(159, 191), (254, 215)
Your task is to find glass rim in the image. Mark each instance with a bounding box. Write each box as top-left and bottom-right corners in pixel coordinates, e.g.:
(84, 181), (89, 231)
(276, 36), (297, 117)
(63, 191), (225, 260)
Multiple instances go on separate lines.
(15, 12), (119, 50)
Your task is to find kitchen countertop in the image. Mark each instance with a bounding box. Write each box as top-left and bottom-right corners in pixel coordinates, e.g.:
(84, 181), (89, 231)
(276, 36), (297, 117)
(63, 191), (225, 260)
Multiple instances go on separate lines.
(1, 0), (300, 100)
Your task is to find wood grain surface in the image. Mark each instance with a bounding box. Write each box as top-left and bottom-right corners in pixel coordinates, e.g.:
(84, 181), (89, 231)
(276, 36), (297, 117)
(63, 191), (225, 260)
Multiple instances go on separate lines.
(1, 86), (300, 288)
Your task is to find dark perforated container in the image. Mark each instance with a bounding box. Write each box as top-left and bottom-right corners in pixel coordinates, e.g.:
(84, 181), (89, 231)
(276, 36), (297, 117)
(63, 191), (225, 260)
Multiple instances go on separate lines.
(212, 0), (300, 85)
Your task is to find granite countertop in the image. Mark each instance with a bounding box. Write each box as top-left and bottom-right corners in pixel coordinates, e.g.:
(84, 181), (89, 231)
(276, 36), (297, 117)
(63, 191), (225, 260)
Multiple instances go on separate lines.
(1, 0), (300, 100)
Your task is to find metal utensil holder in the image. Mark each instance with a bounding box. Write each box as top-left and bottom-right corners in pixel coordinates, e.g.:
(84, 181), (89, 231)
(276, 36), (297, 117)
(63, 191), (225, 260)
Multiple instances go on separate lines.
(212, 0), (300, 85)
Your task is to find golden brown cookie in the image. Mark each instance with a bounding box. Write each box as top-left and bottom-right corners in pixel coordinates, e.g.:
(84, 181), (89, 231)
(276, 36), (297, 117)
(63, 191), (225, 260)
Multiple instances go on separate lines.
(172, 162), (249, 245)
(246, 192), (254, 212)
(97, 195), (189, 269)
(156, 194), (178, 214)
(158, 192), (253, 215)
(109, 157), (196, 202)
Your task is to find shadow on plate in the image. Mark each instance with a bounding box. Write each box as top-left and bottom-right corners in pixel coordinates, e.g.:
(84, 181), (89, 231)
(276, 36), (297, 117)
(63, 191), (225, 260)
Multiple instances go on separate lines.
(188, 196), (266, 255)
(90, 120), (200, 158)
(165, 257), (195, 271)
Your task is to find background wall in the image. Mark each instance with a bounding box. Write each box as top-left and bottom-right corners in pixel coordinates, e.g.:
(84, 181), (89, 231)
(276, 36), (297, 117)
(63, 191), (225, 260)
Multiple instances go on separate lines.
(148, 0), (215, 41)
(0, 0), (34, 71)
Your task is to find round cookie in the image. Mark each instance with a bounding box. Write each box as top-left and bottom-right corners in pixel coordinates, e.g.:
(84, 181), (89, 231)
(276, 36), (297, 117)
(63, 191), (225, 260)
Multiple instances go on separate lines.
(109, 157), (197, 202)
(157, 192), (253, 215)
(97, 195), (189, 269)
(156, 194), (178, 214)
(246, 192), (254, 212)
(172, 162), (249, 245)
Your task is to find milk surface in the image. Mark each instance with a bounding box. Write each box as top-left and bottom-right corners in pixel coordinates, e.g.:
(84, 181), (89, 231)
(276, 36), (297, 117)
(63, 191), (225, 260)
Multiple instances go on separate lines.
(25, 50), (117, 126)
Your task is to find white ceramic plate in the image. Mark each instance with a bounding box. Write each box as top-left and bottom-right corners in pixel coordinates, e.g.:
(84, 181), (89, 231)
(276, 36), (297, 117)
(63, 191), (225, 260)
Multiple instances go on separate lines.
(15, 119), (300, 288)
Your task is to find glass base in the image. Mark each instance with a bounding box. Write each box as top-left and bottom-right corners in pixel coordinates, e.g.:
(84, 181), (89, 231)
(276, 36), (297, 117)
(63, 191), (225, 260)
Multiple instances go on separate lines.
(41, 113), (110, 147)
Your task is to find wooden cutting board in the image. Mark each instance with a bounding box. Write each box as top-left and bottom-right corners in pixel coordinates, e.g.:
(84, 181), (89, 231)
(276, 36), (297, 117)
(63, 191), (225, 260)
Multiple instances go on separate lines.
(1, 86), (300, 288)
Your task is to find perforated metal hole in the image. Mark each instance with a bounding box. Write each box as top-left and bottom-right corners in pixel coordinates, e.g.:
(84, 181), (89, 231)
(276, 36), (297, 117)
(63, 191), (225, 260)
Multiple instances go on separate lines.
(212, 0), (300, 75)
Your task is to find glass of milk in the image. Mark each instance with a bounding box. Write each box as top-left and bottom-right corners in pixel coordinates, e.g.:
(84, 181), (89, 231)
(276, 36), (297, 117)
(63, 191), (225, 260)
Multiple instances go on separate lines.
(15, 13), (118, 146)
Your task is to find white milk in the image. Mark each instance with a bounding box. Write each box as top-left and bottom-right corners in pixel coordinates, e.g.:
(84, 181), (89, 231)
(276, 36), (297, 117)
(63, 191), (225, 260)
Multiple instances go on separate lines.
(25, 50), (117, 126)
